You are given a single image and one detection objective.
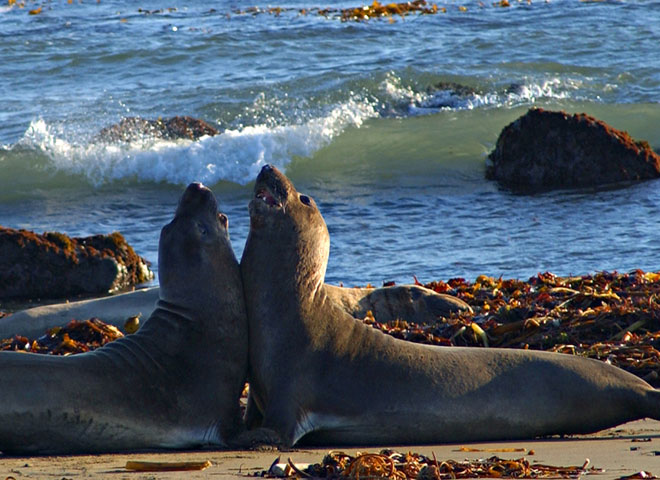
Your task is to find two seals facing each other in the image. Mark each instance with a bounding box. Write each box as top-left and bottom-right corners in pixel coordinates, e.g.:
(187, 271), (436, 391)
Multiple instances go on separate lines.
(0, 180), (466, 455)
(0, 183), (248, 454)
(240, 165), (660, 447)
(4, 166), (659, 454)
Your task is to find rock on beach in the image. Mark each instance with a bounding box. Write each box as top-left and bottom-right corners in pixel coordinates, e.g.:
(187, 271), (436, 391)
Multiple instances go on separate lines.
(486, 107), (660, 191)
(0, 226), (154, 300)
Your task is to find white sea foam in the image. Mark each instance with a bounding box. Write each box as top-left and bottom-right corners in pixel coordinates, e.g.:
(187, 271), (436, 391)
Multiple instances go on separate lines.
(19, 98), (377, 187)
(380, 73), (579, 116)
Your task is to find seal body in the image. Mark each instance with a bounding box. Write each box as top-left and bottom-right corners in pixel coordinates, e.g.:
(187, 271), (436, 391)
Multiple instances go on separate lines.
(325, 283), (469, 324)
(0, 183), (248, 454)
(0, 287), (160, 339)
(240, 165), (660, 447)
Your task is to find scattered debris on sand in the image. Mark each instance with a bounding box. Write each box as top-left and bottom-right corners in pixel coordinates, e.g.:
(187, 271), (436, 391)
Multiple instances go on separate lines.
(258, 449), (603, 479)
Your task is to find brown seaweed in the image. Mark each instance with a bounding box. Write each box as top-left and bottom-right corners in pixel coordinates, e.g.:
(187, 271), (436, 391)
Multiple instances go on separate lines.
(260, 450), (603, 479)
(0, 318), (123, 355)
(364, 270), (660, 386)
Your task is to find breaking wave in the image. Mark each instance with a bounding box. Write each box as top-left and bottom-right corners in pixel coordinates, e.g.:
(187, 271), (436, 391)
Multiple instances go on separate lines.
(13, 97), (378, 187)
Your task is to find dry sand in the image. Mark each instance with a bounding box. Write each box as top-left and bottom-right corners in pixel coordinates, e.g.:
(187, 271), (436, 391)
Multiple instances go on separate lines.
(1, 419), (658, 479)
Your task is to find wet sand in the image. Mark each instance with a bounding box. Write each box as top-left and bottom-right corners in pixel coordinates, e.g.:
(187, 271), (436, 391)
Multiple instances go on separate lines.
(1, 419), (658, 479)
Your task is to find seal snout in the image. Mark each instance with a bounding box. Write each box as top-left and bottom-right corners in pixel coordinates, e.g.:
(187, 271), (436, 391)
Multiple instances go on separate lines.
(177, 182), (218, 215)
(188, 182), (205, 191)
(254, 165), (292, 211)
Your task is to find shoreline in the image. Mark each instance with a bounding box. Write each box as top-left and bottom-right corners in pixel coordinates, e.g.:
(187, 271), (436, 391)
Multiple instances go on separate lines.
(1, 420), (658, 479)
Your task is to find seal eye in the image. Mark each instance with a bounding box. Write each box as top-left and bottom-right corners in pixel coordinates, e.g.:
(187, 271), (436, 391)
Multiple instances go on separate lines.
(299, 195), (311, 206)
(197, 221), (208, 236)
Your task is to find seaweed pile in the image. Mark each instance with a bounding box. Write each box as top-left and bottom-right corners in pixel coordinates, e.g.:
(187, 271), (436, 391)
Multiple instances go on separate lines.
(364, 270), (660, 386)
(231, 0), (510, 21)
(262, 450), (604, 479)
(0, 318), (123, 355)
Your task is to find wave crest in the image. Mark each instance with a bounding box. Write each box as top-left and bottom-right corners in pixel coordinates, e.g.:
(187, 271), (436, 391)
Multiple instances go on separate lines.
(17, 97), (378, 187)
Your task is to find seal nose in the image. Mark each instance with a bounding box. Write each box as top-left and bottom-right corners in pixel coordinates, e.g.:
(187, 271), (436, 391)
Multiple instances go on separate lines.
(261, 165), (273, 173)
(178, 182), (218, 215)
(188, 182), (205, 191)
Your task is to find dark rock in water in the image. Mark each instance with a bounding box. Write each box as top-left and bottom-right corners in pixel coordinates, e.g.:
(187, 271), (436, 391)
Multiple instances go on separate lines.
(430, 81), (482, 97)
(98, 115), (219, 142)
(160, 115), (219, 140)
(420, 82), (482, 109)
(0, 227), (154, 300)
(486, 108), (660, 191)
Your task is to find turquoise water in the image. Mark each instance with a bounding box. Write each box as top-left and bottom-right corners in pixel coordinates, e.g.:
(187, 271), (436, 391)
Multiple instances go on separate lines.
(1, 0), (660, 287)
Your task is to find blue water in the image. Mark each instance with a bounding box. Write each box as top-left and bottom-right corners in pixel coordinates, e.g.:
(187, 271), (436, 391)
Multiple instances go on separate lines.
(2, 0), (660, 290)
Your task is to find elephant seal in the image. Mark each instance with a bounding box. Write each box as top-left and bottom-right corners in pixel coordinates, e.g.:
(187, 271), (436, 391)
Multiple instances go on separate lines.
(0, 287), (160, 339)
(0, 182), (248, 454)
(325, 283), (469, 324)
(1, 281), (466, 341)
(240, 165), (660, 447)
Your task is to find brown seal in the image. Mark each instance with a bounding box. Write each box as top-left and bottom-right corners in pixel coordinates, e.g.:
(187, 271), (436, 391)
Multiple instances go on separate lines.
(0, 183), (248, 454)
(240, 165), (660, 447)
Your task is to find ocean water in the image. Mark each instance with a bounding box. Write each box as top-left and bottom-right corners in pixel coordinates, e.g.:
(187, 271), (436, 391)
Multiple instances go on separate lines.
(1, 0), (660, 289)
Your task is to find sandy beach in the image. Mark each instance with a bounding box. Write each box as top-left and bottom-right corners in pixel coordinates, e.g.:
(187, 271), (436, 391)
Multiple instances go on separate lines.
(1, 419), (657, 479)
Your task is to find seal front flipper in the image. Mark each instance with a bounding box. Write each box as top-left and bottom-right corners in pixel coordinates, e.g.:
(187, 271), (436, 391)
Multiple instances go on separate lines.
(229, 427), (289, 451)
(645, 389), (660, 420)
(243, 387), (307, 449)
(244, 392), (264, 429)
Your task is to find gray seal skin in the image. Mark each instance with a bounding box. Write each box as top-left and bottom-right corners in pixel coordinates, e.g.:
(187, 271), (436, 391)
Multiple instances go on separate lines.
(240, 164), (660, 447)
(0, 182), (248, 454)
(1, 282), (466, 340)
(0, 287), (160, 339)
(325, 283), (469, 324)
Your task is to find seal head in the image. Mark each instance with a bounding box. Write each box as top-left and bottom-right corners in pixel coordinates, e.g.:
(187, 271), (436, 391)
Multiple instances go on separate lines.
(247, 165), (329, 298)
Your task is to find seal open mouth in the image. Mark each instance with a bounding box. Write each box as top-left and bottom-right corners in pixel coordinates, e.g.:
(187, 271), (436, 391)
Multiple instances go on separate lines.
(255, 188), (281, 208)
(253, 165), (291, 210)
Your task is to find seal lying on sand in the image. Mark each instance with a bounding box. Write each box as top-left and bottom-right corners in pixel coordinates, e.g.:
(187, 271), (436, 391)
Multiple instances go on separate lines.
(240, 165), (660, 447)
(326, 283), (468, 323)
(0, 183), (248, 454)
(1, 282), (466, 340)
(0, 287), (160, 339)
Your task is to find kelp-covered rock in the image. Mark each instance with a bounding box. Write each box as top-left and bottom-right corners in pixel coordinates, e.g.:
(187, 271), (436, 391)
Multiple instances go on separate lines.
(486, 108), (660, 190)
(98, 115), (219, 142)
(0, 226), (154, 300)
